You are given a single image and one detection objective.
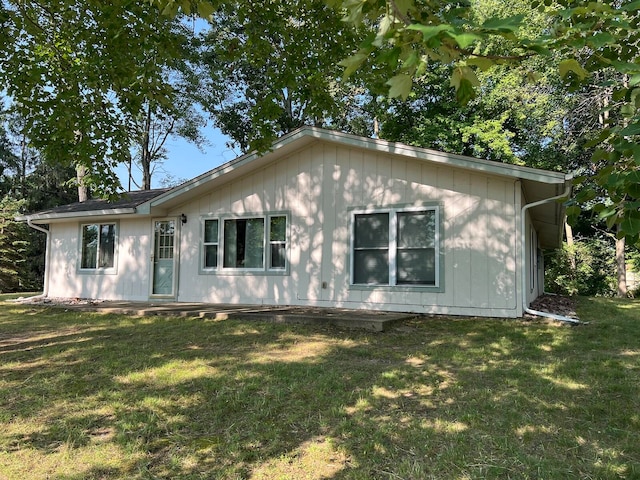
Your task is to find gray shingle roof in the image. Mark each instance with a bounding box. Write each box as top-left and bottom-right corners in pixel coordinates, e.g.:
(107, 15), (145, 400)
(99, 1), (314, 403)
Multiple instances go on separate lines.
(25, 188), (170, 217)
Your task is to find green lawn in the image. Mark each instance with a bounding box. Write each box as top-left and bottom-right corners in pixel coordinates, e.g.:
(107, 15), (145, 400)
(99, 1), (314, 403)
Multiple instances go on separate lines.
(0, 296), (638, 480)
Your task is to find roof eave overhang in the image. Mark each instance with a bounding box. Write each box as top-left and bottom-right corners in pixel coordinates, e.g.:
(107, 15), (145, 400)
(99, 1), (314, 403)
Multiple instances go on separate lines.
(16, 208), (138, 224)
(527, 178), (573, 249)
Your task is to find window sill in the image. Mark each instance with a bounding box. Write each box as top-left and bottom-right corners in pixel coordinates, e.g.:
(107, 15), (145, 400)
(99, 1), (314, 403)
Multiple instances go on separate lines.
(199, 268), (290, 276)
(78, 268), (118, 275)
(350, 283), (444, 293)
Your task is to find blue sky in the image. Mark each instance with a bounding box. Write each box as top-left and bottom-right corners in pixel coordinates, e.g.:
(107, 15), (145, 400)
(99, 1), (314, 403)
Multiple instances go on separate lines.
(117, 126), (239, 190)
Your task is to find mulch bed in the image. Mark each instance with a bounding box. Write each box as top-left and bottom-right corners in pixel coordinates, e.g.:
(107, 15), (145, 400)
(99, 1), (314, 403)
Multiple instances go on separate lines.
(527, 294), (578, 320)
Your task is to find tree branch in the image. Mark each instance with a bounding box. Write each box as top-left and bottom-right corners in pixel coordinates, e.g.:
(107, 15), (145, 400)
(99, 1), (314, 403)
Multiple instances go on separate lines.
(389, 0), (411, 26)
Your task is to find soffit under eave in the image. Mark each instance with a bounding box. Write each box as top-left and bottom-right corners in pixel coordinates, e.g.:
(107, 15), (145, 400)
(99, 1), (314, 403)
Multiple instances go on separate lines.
(20, 211), (148, 224)
(521, 178), (571, 249)
(530, 197), (569, 249)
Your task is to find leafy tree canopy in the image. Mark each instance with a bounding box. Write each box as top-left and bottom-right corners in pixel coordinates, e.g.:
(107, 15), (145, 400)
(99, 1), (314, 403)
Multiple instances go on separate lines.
(0, 0), (193, 197)
(197, 0), (367, 153)
(149, 0), (640, 241)
(3, 0), (640, 243)
(332, 0), (640, 241)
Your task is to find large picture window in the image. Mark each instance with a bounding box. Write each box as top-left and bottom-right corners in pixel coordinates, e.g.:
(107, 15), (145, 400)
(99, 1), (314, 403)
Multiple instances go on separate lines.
(351, 207), (439, 287)
(201, 214), (288, 273)
(80, 223), (116, 270)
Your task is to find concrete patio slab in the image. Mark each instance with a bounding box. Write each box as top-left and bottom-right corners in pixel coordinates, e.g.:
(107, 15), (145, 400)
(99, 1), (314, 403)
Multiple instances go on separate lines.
(41, 300), (414, 332)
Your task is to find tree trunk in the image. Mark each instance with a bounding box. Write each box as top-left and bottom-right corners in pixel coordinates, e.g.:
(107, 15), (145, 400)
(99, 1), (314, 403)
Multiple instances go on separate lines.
(141, 101), (153, 190)
(565, 220), (576, 270)
(616, 224), (627, 298)
(616, 76), (629, 298)
(76, 164), (88, 202)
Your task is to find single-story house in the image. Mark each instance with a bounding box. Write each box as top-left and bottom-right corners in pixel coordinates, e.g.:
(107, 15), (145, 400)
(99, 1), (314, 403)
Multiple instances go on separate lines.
(19, 127), (572, 318)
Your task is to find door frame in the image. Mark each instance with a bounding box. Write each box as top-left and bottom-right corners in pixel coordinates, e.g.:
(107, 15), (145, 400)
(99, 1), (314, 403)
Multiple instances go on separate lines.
(149, 217), (180, 299)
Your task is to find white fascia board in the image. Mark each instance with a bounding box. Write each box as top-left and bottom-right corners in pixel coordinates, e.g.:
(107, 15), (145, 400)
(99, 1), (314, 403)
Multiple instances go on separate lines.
(16, 208), (137, 223)
(312, 128), (569, 185)
(281, 128), (570, 185)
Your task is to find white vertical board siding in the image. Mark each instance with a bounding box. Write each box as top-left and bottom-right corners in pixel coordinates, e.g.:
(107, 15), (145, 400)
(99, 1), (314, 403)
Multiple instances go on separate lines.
(169, 141), (521, 316)
(47, 222), (79, 298)
(46, 219), (152, 301)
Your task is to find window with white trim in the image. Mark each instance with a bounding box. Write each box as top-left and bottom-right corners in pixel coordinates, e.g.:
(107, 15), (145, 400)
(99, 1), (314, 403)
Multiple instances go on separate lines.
(269, 215), (287, 269)
(201, 214), (288, 272)
(351, 207), (438, 287)
(80, 223), (117, 270)
(203, 219), (219, 269)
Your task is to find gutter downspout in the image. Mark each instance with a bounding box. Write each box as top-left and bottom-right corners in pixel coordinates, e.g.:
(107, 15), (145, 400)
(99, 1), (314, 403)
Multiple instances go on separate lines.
(25, 219), (50, 300)
(521, 175), (582, 325)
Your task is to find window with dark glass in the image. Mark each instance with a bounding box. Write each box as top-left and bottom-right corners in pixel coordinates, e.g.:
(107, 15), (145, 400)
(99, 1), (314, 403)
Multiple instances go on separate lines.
(269, 215), (287, 269)
(81, 223), (116, 269)
(353, 212), (389, 285)
(202, 214), (288, 272)
(203, 219), (218, 268)
(352, 208), (438, 287)
(396, 211), (436, 285)
(223, 217), (265, 269)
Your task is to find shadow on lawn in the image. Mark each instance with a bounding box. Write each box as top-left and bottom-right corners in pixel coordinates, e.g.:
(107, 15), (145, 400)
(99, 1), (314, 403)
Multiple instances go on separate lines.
(0, 300), (639, 479)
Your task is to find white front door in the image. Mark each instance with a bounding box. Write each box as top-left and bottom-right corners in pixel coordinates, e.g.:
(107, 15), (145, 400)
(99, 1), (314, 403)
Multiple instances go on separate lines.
(152, 219), (177, 297)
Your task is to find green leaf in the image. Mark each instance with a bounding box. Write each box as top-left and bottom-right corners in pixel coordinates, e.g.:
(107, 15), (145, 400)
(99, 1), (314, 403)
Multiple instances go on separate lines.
(565, 205), (581, 218)
(625, 182), (640, 199)
(559, 58), (588, 80)
(373, 14), (394, 47)
(619, 121), (640, 136)
(406, 23), (453, 41)
(179, 0), (191, 15)
(466, 56), (495, 71)
(161, 2), (180, 16)
(575, 188), (596, 203)
(447, 32), (482, 49)
(633, 145), (640, 165)
(524, 43), (552, 56)
(598, 206), (616, 220)
(342, 0), (365, 24)
(589, 32), (615, 49)
(401, 49), (419, 69)
(607, 59), (640, 74)
(393, 0), (414, 16)
(481, 14), (525, 33)
(197, 1), (216, 18)
(621, 0), (640, 11)
(605, 214), (618, 230)
(386, 73), (413, 100)
(338, 52), (368, 78)
(455, 78), (477, 104)
(591, 148), (611, 163)
(451, 66), (480, 89)
(621, 216), (640, 236)
(585, 129), (611, 148)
